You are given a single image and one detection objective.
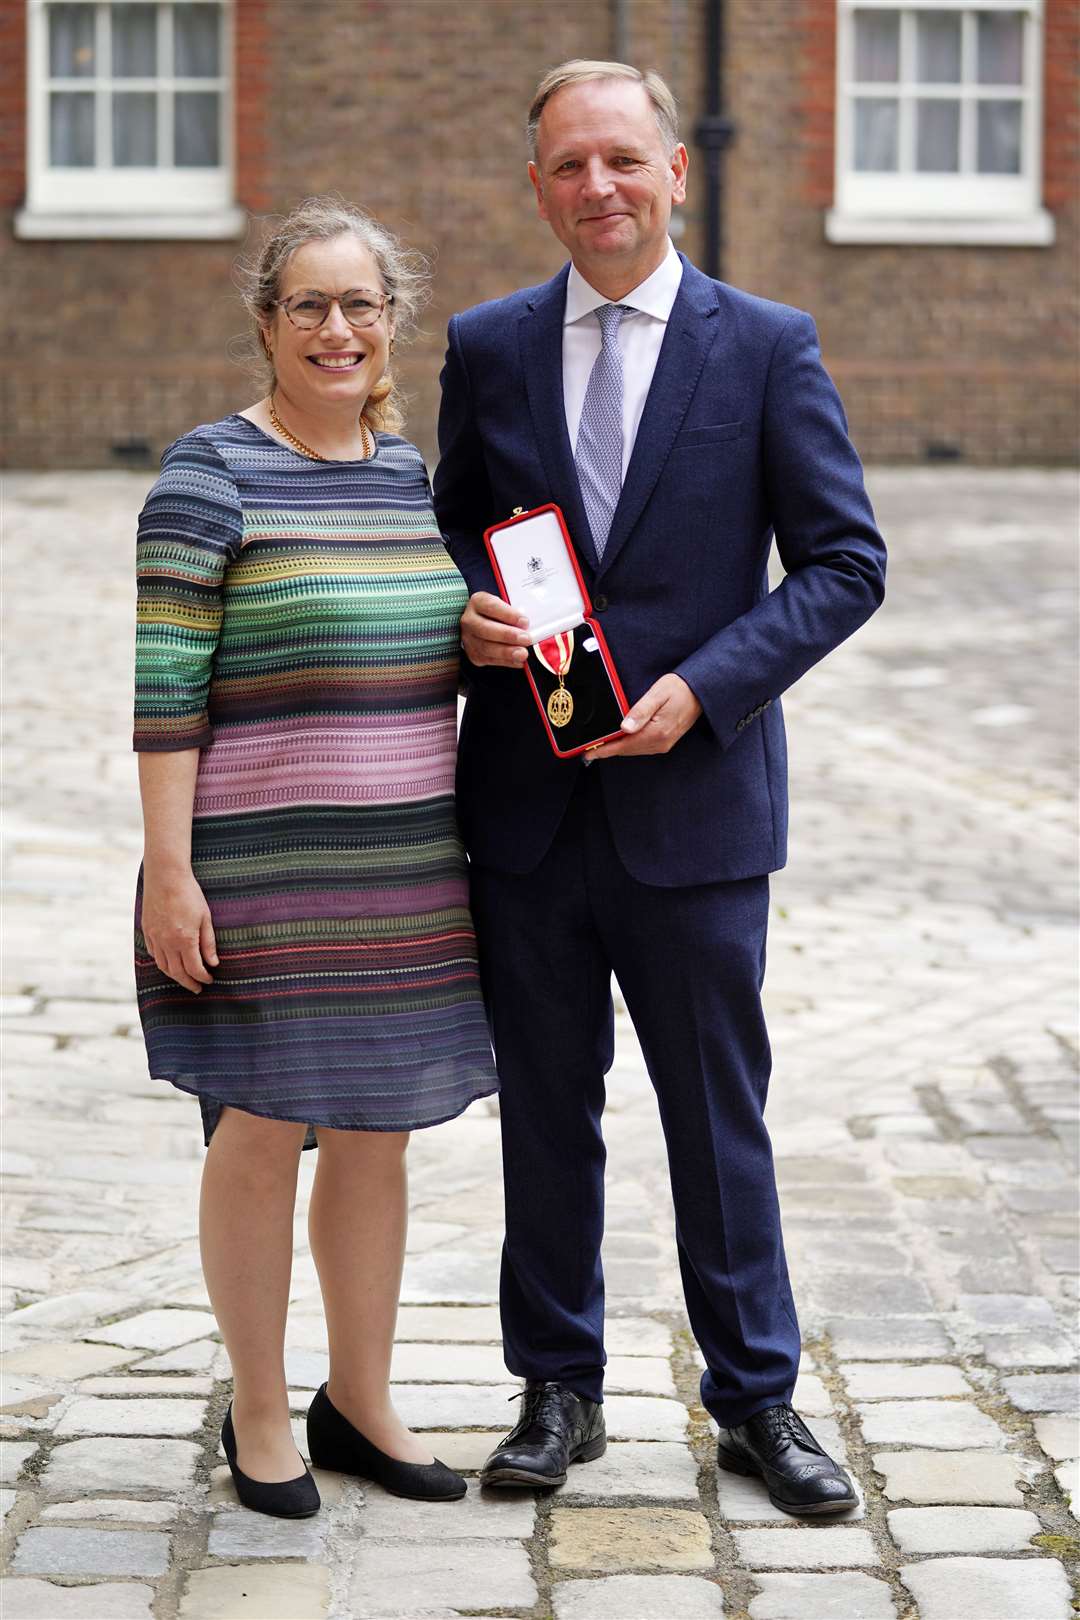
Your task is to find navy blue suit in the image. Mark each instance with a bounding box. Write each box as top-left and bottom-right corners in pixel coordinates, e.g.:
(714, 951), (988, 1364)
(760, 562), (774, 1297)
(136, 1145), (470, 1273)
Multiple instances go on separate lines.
(434, 255), (886, 1426)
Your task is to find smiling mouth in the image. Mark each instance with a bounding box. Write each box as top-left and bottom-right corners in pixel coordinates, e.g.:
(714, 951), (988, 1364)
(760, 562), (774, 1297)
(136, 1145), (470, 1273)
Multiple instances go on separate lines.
(308, 354), (363, 369)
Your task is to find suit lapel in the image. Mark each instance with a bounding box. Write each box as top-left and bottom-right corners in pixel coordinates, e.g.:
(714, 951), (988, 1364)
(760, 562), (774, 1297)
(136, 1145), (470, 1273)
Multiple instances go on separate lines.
(518, 267), (596, 576)
(596, 258), (721, 580)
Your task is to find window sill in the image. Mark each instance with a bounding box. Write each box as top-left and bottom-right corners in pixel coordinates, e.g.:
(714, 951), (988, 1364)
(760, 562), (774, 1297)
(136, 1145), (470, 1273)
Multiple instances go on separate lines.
(825, 208), (1056, 246)
(14, 207), (247, 240)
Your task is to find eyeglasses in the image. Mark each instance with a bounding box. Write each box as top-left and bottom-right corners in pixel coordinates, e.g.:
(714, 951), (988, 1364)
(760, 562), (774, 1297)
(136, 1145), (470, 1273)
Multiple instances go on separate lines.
(275, 287), (393, 331)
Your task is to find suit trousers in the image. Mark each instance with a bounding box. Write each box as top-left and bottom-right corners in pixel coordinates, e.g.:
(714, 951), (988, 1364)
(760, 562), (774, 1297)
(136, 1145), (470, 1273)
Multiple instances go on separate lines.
(469, 767), (801, 1429)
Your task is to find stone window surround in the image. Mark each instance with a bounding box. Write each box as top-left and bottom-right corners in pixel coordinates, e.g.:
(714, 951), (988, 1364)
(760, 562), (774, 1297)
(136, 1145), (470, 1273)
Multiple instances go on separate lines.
(15, 0), (244, 240)
(827, 0), (1056, 246)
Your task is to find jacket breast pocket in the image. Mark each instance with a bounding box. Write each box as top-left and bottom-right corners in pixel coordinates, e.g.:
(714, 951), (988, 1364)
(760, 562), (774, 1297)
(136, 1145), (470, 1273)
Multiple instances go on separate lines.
(672, 421), (744, 449)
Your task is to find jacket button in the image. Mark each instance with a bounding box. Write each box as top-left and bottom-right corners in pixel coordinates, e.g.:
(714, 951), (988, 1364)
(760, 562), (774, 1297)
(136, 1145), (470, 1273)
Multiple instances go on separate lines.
(593, 594), (608, 612)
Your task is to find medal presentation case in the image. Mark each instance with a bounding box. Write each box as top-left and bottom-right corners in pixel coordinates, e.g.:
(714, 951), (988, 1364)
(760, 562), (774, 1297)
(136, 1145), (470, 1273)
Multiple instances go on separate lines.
(483, 504), (629, 759)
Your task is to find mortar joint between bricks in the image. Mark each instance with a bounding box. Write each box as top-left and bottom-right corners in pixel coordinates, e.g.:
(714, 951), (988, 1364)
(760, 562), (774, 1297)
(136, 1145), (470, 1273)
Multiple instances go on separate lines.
(988, 1052), (1061, 1139)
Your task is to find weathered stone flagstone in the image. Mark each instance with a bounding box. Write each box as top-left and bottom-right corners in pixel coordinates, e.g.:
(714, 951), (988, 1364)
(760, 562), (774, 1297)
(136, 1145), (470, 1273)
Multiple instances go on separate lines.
(206, 1507), (326, 1559)
(4, 1581), (156, 1619)
(1033, 1416), (1080, 1461)
(347, 1539), (537, 1614)
(873, 1450), (1026, 1506)
(358, 1478), (536, 1538)
(887, 1504), (1041, 1553)
(84, 1310), (216, 1351)
(734, 1526), (878, 1569)
(41, 1437), (200, 1494)
(841, 1362), (973, 1400)
(856, 1399), (1006, 1449)
(899, 1555), (1072, 1620)
(53, 1396), (208, 1436)
(178, 1564), (330, 1619)
(550, 1506), (714, 1570)
(40, 1499), (177, 1524)
(558, 1441), (701, 1503)
(12, 1527), (170, 1576)
(1003, 1374), (1079, 1413)
(554, 1573), (725, 1618)
(748, 1572), (896, 1619)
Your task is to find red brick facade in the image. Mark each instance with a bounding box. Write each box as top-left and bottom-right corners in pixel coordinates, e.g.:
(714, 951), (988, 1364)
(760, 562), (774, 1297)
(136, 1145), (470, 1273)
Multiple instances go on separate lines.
(2, 0), (1076, 467)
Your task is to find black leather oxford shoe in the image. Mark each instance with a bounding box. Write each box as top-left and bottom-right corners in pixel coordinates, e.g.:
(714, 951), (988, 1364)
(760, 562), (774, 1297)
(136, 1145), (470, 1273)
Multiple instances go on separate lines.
(716, 1403), (858, 1517)
(480, 1381), (606, 1488)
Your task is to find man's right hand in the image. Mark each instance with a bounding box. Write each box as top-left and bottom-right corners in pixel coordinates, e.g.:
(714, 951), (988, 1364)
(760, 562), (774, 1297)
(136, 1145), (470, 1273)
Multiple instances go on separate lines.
(461, 592), (533, 669)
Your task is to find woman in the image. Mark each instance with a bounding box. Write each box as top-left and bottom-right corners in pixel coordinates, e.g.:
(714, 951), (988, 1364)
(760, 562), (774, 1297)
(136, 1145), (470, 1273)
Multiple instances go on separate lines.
(133, 197), (497, 1517)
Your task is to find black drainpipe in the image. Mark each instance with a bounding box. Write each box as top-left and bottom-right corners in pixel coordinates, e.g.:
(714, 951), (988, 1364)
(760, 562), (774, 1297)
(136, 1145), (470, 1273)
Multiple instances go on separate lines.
(694, 0), (735, 280)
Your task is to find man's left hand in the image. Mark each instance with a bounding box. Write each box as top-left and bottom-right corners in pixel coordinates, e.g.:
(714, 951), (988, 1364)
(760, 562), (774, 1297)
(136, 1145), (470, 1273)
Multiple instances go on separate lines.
(584, 674), (702, 761)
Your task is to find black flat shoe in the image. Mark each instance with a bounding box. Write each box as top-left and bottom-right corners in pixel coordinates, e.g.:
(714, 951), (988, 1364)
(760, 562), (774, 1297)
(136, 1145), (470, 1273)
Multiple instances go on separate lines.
(717, 1403), (857, 1517)
(306, 1383), (467, 1501)
(480, 1381), (606, 1489)
(221, 1405), (321, 1519)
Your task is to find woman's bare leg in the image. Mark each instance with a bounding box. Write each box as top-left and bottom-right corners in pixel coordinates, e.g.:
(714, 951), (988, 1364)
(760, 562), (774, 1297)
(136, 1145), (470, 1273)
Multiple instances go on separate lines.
(307, 1128), (432, 1463)
(199, 1105), (309, 1481)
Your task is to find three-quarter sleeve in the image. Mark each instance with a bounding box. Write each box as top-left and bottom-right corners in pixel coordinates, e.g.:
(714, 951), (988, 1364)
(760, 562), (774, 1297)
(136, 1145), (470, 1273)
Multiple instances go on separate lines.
(133, 432), (243, 752)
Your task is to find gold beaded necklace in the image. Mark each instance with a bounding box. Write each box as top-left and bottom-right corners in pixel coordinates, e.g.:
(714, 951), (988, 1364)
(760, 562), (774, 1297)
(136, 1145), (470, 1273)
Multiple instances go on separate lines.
(269, 394), (374, 462)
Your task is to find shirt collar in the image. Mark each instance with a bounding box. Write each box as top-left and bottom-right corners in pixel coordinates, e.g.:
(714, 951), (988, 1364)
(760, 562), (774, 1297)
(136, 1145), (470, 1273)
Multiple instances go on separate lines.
(564, 239), (683, 327)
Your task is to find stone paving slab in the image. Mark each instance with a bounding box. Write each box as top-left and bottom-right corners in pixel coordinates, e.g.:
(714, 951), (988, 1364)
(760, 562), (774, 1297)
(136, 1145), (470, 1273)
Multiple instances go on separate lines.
(734, 1526), (879, 1569)
(747, 1571), (896, 1619)
(872, 1450), (1028, 1506)
(346, 1539), (537, 1615)
(887, 1504), (1041, 1552)
(2, 469), (1077, 1617)
(4, 1582), (156, 1619)
(178, 1564), (330, 1619)
(12, 1527), (171, 1576)
(551, 1506), (714, 1571)
(553, 1572), (726, 1618)
(899, 1555), (1072, 1620)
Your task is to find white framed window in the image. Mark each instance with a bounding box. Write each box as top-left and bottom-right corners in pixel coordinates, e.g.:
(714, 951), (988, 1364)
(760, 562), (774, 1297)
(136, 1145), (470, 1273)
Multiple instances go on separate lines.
(827, 0), (1054, 245)
(16, 0), (244, 238)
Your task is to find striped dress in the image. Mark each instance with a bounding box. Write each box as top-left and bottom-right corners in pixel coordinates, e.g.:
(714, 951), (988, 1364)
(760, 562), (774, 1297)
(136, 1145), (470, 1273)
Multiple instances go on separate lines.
(133, 415), (498, 1143)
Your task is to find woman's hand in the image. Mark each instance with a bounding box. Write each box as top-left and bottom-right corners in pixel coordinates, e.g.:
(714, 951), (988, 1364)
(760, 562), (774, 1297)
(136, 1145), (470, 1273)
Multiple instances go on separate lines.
(141, 866), (219, 994)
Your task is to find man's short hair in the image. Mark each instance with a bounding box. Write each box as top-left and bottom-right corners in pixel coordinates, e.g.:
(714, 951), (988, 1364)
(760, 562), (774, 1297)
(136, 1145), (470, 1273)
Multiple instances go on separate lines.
(527, 60), (679, 163)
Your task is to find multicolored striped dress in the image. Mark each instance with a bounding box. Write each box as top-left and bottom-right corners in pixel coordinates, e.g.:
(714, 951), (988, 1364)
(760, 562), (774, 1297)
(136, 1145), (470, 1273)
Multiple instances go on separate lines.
(133, 415), (498, 1143)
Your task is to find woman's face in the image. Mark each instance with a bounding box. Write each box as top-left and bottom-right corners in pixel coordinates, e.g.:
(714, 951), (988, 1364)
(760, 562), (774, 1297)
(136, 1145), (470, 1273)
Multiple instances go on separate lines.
(265, 233), (392, 416)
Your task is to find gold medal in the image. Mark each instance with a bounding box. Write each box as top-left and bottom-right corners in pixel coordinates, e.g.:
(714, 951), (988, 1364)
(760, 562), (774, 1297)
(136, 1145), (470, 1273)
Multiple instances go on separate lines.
(547, 686), (574, 727)
(534, 631), (575, 729)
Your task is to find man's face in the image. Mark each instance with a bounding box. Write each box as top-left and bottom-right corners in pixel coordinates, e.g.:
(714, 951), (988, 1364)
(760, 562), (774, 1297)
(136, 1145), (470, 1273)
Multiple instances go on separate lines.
(529, 79), (687, 276)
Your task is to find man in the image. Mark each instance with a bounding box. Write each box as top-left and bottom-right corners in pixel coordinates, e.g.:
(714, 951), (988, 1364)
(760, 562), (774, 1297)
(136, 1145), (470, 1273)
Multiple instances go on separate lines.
(434, 60), (885, 1516)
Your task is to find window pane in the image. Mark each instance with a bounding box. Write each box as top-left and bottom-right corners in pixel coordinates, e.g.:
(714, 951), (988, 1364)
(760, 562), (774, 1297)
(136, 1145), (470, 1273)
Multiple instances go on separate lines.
(49, 3), (95, 77)
(113, 91), (157, 164)
(112, 5), (157, 77)
(854, 98), (899, 170)
(977, 99), (1022, 172)
(175, 91), (220, 164)
(916, 99), (960, 170)
(854, 11), (900, 82)
(916, 13), (962, 83)
(49, 90), (95, 164)
(175, 5), (221, 77)
(977, 12), (1024, 84)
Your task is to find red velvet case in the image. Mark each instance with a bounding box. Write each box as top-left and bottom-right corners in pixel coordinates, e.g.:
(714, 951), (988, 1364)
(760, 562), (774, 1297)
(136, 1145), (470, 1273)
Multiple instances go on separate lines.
(482, 504), (629, 759)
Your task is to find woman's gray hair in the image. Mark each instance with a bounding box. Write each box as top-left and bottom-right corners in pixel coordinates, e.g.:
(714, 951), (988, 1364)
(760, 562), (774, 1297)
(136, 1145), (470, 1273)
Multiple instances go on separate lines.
(235, 195), (430, 435)
(527, 60), (679, 163)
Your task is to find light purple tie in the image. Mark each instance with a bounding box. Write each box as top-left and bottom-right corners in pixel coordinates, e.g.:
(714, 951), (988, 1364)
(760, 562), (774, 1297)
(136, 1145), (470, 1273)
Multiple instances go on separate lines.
(575, 303), (630, 562)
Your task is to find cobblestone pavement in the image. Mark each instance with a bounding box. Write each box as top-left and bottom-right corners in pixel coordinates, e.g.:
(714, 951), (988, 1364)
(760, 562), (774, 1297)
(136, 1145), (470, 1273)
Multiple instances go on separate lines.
(2, 467), (1077, 1620)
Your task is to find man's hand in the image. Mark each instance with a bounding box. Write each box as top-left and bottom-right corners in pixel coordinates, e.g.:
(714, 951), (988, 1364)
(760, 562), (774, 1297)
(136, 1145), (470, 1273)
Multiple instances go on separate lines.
(461, 592), (533, 669)
(585, 673), (703, 761)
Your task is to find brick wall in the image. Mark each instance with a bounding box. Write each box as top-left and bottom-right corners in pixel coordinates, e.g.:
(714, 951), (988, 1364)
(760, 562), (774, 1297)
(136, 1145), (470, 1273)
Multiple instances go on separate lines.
(726, 0), (1079, 464)
(2, 0), (1076, 467)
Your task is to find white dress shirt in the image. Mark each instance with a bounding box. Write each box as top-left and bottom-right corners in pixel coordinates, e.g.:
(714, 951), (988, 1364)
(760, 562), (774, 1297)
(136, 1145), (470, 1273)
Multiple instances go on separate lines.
(563, 239), (684, 481)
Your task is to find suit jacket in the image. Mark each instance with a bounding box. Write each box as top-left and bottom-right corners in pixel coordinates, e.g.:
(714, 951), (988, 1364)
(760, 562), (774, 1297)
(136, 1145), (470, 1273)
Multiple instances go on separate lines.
(433, 253), (886, 887)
